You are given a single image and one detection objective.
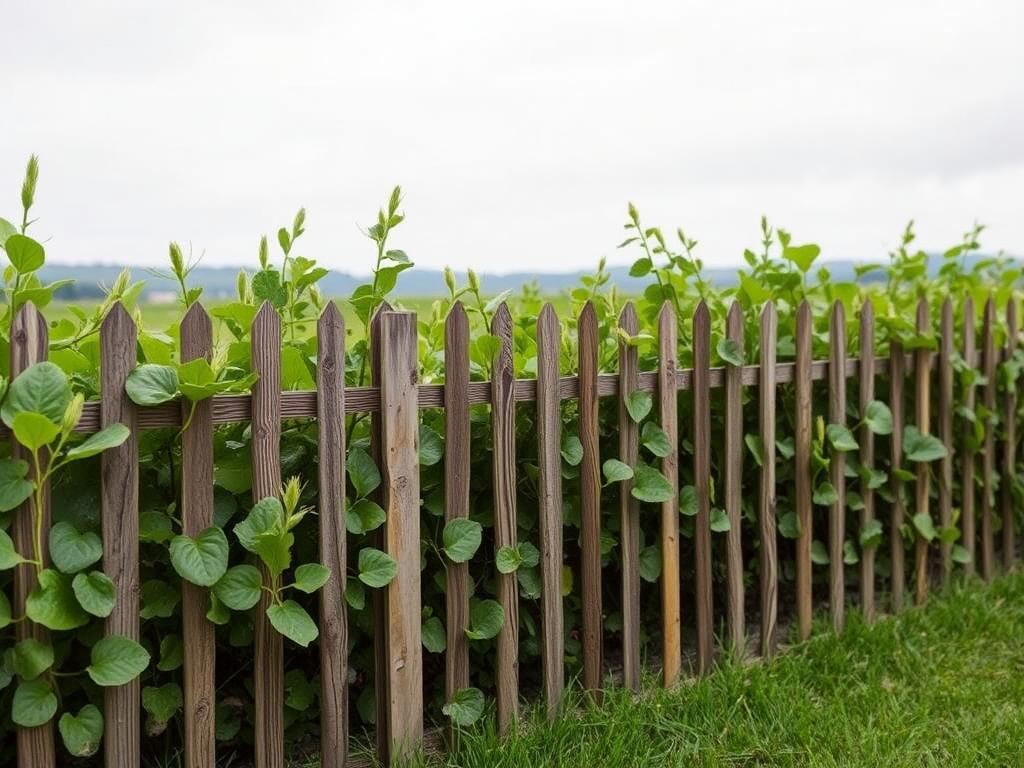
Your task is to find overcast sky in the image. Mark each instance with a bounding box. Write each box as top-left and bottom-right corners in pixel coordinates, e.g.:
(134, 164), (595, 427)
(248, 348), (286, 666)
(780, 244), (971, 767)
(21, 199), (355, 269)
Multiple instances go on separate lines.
(3, 1), (1022, 275)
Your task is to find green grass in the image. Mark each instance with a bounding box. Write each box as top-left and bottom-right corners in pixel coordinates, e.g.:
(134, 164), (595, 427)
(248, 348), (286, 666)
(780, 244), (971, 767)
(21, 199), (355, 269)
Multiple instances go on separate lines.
(356, 571), (1024, 768)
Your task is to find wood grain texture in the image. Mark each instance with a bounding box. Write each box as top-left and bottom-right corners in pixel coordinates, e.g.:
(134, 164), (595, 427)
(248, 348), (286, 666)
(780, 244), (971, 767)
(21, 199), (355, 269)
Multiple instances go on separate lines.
(617, 302), (642, 689)
(9, 303), (55, 768)
(961, 297), (977, 576)
(692, 301), (714, 672)
(914, 300), (931, 605)
(1001, 299), (1017, 570)
(658, 303), (682, 686)
(759, 302), (778, 656)
(828, 301), (846, 633)
(379, 311), (423, 760)
(536, 303), (565, 714)
(443, 303), (471, 714)
(794, 301), (813, 641)
(101, 303), (141, 768)
(723, 301), (745, 654)
(938, 298), (954, 586)
(858, 301), (876, 621)
(981, 297), (996, 581)
(889, 341), (907, 611)
(316, 304), (348, 768)
(179, 303), (216, 768)
(250, 301), (284, 768)
(578, 301), (603, 697)
(491, 303), (519, 731)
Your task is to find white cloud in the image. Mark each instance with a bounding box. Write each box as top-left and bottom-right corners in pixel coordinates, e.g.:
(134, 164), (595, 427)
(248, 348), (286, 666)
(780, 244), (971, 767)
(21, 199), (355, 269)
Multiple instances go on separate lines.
(2, 0), (1022, 274)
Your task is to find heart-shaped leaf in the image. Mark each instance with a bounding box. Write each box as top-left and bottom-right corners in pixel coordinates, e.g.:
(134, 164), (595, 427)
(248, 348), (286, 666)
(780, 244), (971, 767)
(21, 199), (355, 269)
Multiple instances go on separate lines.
(125, 364), (179, 406)
(267, 600), (318, 647)
(602, 458), (634, 484)
(0, 528), (28, 570)
(442, 686), (484, 727)
(170, 527), (229, 587)
(88, 635), (150, 686)
(26, 568), (89, 630)
(72, 570), (116, 617)
(49, 521), (103, 574)
(358, 548), (398, 588)
(12, 678), (57, 727)
(0, 457), (33, 513)
(214, 564), (263, 610)
(59, 704), (103, 757)
(12, 411), (60, 451)
(2, 362), (71, 428)
(11, 638), (54, 680)
(465, 599), (504, 640)
(292, 563), (330, 594)
(442, 519), (482, 564)
(631, 465), (674, 503)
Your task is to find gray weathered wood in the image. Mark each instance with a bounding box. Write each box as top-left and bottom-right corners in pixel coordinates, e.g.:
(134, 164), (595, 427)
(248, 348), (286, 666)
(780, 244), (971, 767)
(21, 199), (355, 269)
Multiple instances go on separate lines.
(961, 297), (977, 576)
(723, 301), (745, 654)
(759, 302), (778, 656)
(938, 298), (954, 586)
(889, 340), (907, 612)
(617, 302), (641, 689)
(693, 301), (714, 672)
(1001, 299), (1017, 570)
(914, 299), (931, 605)
(795, 301), (813, 640)
(658, 303), (682, 686)
(828, 301), (846, 633)
(981, 297), (996, 581)
(858, 301), (876, 621)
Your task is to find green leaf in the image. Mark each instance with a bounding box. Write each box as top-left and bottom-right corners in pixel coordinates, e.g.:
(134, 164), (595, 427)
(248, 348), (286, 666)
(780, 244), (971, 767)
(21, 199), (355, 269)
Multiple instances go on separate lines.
(641, 422), (671, 457)
(252, 269), (286, 308)
(863, 400), (893, 435)
(560, 434), (583, 466)
(745, 434), (765, 466)
(4, 234), (46, 272)
(710, 507), (731, 532)
(0, 591), (11, 629)
(139, 511), (174, 544)
(0, 528), (28, 569)
(443, 518), (482, 563)
(213, 564), (262, 610)
(778, 510), (801, 539)
(170, 527), (229, 587)
(253, 529), (293, 579)
(59, 704), (103, 757)
(422, 616), (446, 653)
(12, 411), (60, 451)
(810, 540), (830, 565)
(72, 570), (116, 617)
(26, 569), (89, 630)
(443, 686), (485, 727)
(782, 243), (820, 272)
(904, 426), (948, 462)
(157, 635), (184, 671)
(638, 545), (661, 582)
(952, 544), (972, 564)
(13, 678), (57, 727)
(234, 497), (284, 552)
(358, 547), (398, 588)
(293, 563), (331, 594)
(679, 485), (698, 516)
(860, 518), (884, 549)
(716, 338), (744, 366)
(465, 599), (504, 640)
(140, 579), (180, 619)
(912, 513), (938, 542)
(813, 482), (838, 507)
(88, 635), (150, 686)
(419, 424), (444, 466)
(624, 391), (652, 423)
(631, 465), (674, 503)
(0, 457), (33, 513)
(64, 424), (131, 460)
(344, 580), (365, 610)
(843, 540), (859, 565)
(602, 458), (634, 484)
(142, 683), (183, 736)
(826, 423), (858, 452)
(496, 545), (523, 574)
(347, 448), (381, 498)
(11, 638), (54, 680)
(1, 362), (71, 427)
(49, 521), (103, 574)
(125, 364), (179, 406)
(346, 498), (386, 535)
(267, 600), (319, 647)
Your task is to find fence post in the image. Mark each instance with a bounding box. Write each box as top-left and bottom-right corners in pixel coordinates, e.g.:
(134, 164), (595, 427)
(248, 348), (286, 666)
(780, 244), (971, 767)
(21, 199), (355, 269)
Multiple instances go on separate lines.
(692, 301), (714, 672)
(858, 301), (876, 620)
(961, 297), (977, 576)
(938, 298), (954, 585)
(794, 301), (813, 640)
(316, 303), (347, 768)
(723, 301), (745, 654)
(101, 303), (140, 768)
(578, 301), (603, 698)
(379, 310), (423, 759)
(980, 297), (996, 581)
(889, 340), (906, 612)
(828, 301), (846, 633)
(490, 303), (519, 731)
(536, 303), (565, 714)
(1001, 299), (1018, 570)
(759, 302), (778, 656)
(9, 302), (56, 768)
(657, 303), (681, 686)
(179, 303), (216, 768)
(616, 303), (641, 690)
(914, 299), (932, 605)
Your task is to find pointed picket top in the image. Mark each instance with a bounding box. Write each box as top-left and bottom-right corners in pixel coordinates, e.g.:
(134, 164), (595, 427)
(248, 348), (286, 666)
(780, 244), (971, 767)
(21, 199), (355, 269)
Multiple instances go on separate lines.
(984, 293), (995, 326)
(10, 300), (47, 367)
(860, 296), (874, 327)
(797, 299), (812, 331)
(579, 299), (597, 328)
(318, 299), (344, 327)
(831, 298), (845, 325)
(1007, 296), (1018, 339)
(491, 302), (513, 348)
(693, 298), (710, 330)
(657, 300), (676, 335)
(761, 300), (777, 325)
(726, 299), (744, 330)
(618, 301), (638, 334)
(317, 303), (345, 382)
(940, 297), (953, 337)
(538, 301), (559, 336)
(101, 300), (135, 333)
(180, 301), (212, 344)
(446, 299), (468, 334)
(916, 297), (929, 330)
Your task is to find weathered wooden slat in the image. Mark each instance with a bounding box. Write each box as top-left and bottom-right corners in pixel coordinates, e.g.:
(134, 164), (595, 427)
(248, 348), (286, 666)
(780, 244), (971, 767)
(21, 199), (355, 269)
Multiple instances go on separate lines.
(658, 303), (682, 686)
(914, 299), (931, 605)
(1001, 299), (1017, 570)
(617, 302), (641, 690)
(828, 301), (846, 633)
(858, 301), (876, 621)
(370, 302), (391, 760)
(981, 297), (996, 581)
(379, 311), (423, 760)
(101, 303), (141, 768)
(536, 303), (565, 714)
(250, 301), (284, 768)
(794, 301), (813, 641)
(491, 303), (519, 730)
(443, 302), (471, 716)
(179, 303), (216, 768)
(961, 297), (977, 576)
(10, 303), (56, 768)
(759, 302), (778, 656)
(723, 301), (745, 654)
(578, 302), (603, 697)
(938, 298), (954, 586)
(317, 304), (348, 768)
(889, 340), (906, 612)
(692, 301), (714, 672)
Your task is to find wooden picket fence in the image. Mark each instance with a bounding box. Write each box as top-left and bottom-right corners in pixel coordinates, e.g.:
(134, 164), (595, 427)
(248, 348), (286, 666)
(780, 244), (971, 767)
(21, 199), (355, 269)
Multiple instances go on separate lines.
(6, 291), (1021, 768)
